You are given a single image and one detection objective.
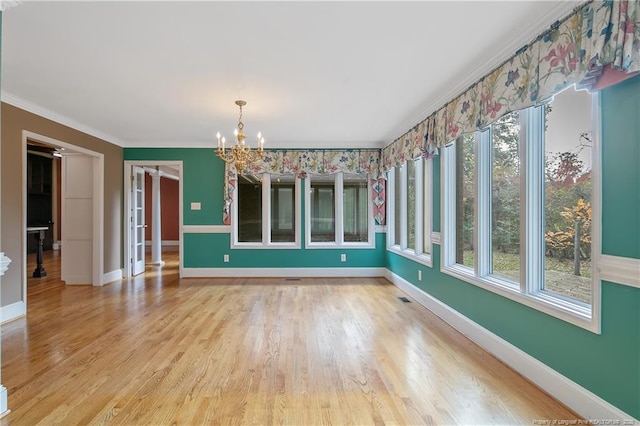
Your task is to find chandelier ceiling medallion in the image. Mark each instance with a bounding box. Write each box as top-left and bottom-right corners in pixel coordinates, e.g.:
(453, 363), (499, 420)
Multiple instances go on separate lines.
(216, 100), (265, 171)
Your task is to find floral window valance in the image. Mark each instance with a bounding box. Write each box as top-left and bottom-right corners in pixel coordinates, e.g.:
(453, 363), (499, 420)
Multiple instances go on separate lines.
(223, 149), (387, 225)
(381, 0), (640, 174)
(229, 149), (382, 179)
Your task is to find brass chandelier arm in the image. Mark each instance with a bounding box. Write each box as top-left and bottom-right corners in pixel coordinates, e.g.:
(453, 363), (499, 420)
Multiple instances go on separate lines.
(216, 144), (264, 172)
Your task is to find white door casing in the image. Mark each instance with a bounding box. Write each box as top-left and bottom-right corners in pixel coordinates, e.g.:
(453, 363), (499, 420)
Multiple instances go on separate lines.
(131, 166), (146, 276)
(123, 161), (183, 279)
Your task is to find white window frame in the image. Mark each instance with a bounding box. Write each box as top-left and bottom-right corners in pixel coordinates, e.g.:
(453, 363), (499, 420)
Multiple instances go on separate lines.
(388, 158), (433, 267)
(304, 172), (374, 249)
(441, 93), (601, 333)
(232, 174), (301, 249)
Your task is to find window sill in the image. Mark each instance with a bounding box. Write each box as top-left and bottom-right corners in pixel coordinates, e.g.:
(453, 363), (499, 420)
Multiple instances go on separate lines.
(388, 245), (433, 268)
(306, 241), (375, 249)
(441, 264), (598, 333)
(231, 242), (301, 250)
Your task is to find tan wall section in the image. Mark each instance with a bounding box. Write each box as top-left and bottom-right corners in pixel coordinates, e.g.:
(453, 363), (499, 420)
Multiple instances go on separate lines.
(1, 103), (123, 306)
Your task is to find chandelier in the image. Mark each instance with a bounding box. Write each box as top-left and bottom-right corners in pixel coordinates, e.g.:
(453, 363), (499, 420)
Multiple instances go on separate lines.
(216, 100), (265, 171)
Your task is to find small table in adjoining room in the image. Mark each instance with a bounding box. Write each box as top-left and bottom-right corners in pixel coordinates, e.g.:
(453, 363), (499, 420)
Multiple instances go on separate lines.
(27, 226), (49, 277)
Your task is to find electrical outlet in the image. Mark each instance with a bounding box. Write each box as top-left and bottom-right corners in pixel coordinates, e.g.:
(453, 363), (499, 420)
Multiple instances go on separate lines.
(418, 270), (422, 281)
(340, 254), (346, 262)
(223, 254), (229, 263)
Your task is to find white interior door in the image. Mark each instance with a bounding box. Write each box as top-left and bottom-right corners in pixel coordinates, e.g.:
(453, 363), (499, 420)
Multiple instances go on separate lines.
(61, 154), (93, 284)
(132, 166), (146, 276)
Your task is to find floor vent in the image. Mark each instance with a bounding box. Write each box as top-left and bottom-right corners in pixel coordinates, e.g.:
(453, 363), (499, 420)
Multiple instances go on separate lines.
(285, 278), (301, 281)
(398, 296), (411, 303)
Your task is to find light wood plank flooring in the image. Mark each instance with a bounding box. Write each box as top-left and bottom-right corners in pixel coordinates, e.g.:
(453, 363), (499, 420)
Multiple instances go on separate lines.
(1, 249), (578, 425)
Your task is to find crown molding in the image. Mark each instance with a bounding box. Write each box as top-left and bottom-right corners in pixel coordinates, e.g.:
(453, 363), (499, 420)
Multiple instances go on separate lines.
(392, 0), (586, 145)
(1, 91), (125, 147)
(125, 139), (385, 150)
(0, 0), (21, 12)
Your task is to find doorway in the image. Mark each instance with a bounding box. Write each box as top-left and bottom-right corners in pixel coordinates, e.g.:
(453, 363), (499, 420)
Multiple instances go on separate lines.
(123, 161), (183, 278)
(22, 131), (104, 297)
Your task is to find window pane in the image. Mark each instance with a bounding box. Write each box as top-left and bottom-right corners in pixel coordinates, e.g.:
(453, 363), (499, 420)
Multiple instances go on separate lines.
(423, 159), (431, 255)
(543, 87), (592, 304)
(310, 175), (335, 242)
(393, 166), (401, 246)
(237, 175), (262, 242)
(456, 134), (475, 267)
(491, 111), (521, 283)
(407, 159), (416, 250)
(271, 175), (295, 243)
(344, 174), (368, 242)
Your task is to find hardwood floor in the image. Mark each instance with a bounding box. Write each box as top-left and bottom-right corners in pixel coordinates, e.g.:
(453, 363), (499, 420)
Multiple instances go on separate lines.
(1, 249), (578, 425)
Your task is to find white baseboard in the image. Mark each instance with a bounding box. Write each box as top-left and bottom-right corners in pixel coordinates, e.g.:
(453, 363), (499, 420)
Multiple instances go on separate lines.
(0, 386), (8, 419)
(385, 270), (638, 423)
(0, 301), (26, 323)
(101, 269), (123, 285)
(182, 267), (386, 278)
(144, 240), (179, 247)
(62, 275), (93, 285)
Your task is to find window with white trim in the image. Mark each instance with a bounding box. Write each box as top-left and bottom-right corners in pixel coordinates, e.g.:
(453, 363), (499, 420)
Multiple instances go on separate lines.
(443, 86), (597, 328)
(388, 157), (433, 266)
(234, 174), (300, 248)
(305, 173), (373, 247)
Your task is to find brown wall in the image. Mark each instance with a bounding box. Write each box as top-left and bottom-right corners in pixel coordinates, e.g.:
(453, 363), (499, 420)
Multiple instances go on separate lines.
(1, 103), (123, 306)
(144, 174), (179, 241)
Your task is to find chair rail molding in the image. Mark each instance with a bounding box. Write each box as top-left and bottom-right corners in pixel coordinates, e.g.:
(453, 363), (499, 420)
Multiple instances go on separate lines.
(0, 252), (11, 276)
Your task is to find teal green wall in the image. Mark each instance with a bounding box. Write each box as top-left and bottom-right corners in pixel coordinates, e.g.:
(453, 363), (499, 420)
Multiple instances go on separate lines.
(386, 74), (640, 418)
(123, 148), (386, 269)
(125, 148), (225, 225)
(184, 232), (385, 268)
(601, 77), (640, 259)
(124, 76), (640, 416)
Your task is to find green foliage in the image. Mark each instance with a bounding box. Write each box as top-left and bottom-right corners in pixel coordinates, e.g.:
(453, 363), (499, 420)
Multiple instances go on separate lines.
(544, 132), (592, 265)
(458, 108), (592, 276)
(491, 111), (520, 254)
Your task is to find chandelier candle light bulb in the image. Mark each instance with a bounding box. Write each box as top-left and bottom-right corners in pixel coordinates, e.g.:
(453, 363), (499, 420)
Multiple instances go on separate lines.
(216, 100), (265, 171)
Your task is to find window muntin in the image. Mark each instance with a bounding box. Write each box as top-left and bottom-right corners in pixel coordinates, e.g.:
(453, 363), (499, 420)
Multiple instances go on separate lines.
(233, 174), (300, 248)
(305, 173), (373, 248)
(442, 86), (597, 329)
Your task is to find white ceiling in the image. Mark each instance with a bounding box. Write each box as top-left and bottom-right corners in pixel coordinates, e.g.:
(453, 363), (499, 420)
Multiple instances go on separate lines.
(1, 1), (581, 149)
